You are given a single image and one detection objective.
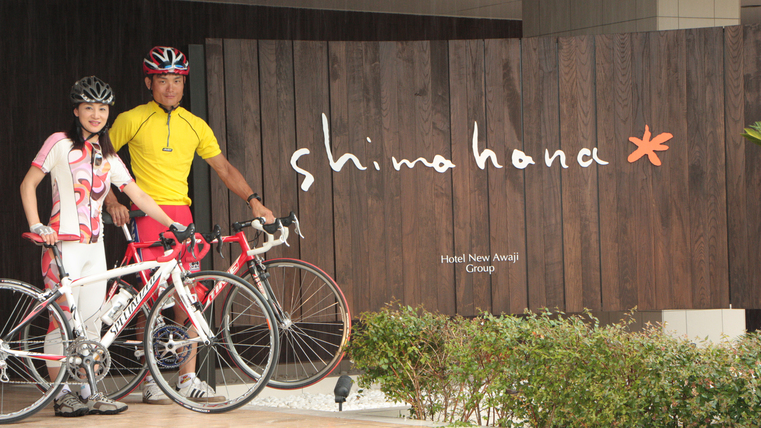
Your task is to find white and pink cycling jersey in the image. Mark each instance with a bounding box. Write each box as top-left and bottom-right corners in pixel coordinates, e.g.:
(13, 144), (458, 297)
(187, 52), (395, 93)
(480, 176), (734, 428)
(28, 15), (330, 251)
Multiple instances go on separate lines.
(32, 132), (133, 243)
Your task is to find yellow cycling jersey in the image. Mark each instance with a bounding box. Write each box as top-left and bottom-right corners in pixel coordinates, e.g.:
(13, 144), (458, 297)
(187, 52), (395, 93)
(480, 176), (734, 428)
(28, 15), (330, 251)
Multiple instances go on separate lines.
(110, 101), (222, 205)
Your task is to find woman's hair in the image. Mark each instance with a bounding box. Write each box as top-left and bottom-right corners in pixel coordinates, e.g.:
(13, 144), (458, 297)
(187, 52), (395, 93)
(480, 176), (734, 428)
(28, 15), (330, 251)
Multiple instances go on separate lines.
(66, 116), (117, 157)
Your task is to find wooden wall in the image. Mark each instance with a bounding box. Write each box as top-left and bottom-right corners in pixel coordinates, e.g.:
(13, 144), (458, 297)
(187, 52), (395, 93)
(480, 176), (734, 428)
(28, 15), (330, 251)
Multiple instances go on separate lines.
(0, 0), (519, 295)
(206, 24), (761, 317)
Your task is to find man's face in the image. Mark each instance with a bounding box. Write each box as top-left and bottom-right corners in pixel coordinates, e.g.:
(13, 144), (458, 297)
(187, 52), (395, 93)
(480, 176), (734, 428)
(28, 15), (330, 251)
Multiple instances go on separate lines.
(145, 74), (185, 108)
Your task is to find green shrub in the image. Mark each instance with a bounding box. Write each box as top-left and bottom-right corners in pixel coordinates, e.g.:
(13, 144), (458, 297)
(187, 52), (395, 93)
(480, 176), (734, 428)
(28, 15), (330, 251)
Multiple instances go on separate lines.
(346, 303), (761, 427)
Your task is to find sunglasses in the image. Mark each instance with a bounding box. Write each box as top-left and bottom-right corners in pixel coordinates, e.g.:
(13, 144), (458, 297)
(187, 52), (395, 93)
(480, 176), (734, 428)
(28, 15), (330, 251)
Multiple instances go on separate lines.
(93, 148), (103, 167)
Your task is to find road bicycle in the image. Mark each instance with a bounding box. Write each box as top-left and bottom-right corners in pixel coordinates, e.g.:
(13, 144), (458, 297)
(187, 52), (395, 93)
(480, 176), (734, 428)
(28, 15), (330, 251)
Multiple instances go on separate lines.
(100, 209), (351, 397)
(205, 211), (351, 389)
(0, 224), (279, 423)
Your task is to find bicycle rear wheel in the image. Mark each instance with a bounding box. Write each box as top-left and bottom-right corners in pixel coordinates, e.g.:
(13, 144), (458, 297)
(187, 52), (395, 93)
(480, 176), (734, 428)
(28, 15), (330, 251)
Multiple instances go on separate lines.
(144, 271), (278, 413)
(0, 279), (71, 424)
(240, 259), (351, 389)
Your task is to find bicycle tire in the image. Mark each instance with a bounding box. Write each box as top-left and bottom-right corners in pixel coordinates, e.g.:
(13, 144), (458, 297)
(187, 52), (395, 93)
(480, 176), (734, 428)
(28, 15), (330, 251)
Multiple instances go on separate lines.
(144, 271), (278, 413)
(239, 258), (351, 389)
(96, 280), (150, 400)
(0, 279), (71, 424)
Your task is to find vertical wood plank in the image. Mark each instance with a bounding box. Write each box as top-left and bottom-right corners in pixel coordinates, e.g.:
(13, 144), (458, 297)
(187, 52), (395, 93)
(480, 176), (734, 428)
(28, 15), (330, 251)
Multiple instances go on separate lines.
(685, 27), (729, 309)
(205, 38), (231, 269)
(258, 39), (300, 260)
(628, 32), (658, 310)
(293, 41), (336, 280)
(725, 26), (749, 308)
(558, 35), (602, 312)
(449, 39), (491, 316)
(389, 41), (455, 313)
(329, 41), (372, 315)
(522, 36), (565, 310)
(484, 38), (529, 315)
(377, 42), (407, 308)
(222, 39), (263, 261)
(741, 25), (761, 308)
(596, 33), (637, 311)
(649, 30), (690, 309)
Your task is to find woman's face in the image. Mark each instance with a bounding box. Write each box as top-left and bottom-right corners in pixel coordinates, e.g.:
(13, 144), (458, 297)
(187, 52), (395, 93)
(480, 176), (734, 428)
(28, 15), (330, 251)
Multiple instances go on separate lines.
(74, 102), (109, 137)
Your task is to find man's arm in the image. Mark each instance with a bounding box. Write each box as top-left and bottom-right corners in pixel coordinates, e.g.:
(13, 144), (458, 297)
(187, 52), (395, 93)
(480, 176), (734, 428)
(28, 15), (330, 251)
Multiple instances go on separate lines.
(205, 153), (275, 223)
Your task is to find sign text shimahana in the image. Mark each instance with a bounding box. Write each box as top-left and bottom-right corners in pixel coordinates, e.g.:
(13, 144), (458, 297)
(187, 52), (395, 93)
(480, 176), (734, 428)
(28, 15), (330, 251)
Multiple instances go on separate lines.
(289, 114), (610, 191)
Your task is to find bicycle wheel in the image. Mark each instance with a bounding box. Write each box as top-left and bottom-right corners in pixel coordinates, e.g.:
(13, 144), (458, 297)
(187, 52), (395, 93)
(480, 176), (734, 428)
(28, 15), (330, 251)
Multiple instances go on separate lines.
(239, 258), (351, 389)
(96, 280), (150, 400)
(0, 279), (71, 424)
(144, 271), (278, 413)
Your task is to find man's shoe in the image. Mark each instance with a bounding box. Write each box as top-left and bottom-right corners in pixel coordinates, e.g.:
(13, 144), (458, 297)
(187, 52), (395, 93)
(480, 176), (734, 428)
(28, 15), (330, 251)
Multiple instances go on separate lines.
(53, 391), (88, 417)
(142, 381), (172, 405)
(176, 377), (226, 403)
(84, 392), (128, 415)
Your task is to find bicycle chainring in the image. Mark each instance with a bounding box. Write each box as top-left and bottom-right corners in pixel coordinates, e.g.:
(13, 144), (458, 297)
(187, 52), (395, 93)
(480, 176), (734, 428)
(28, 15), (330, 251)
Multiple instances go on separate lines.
(65, 339), (111, 382)
(151, 325), (192, 368)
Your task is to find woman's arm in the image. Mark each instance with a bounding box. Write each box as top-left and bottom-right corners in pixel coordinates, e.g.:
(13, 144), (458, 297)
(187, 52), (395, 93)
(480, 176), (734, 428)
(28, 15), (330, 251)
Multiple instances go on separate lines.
(121, 182), (174, 228)
(20, 166), (58, 244)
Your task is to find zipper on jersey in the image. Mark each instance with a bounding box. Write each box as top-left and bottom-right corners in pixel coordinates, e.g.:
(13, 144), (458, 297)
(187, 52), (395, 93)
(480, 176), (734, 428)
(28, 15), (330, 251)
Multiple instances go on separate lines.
(163, 111), (173, 152)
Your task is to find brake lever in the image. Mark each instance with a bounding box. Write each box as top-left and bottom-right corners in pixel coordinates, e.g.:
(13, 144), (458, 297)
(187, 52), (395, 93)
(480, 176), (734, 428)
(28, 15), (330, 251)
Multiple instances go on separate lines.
(276, 220), (290, 247)
(292, 214), (304, 239)
(213, 224), (224, 259)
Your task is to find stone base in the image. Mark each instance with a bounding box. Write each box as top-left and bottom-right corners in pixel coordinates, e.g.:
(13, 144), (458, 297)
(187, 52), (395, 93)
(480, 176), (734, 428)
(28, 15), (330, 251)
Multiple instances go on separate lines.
(596, 309), (746, 343)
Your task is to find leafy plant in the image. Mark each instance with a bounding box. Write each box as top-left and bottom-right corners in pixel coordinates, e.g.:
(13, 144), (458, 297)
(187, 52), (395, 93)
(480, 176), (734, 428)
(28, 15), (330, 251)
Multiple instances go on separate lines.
(741, 121), (761, 146)
(346, 303), (761, 427)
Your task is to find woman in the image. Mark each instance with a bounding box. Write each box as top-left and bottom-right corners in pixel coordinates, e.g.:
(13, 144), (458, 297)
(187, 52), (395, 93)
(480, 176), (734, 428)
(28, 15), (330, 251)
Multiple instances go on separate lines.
(20, 76), (183, 417)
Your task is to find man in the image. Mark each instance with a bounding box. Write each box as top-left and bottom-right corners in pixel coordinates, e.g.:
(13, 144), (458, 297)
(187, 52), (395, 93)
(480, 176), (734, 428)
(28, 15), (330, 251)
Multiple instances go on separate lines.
(105, 46), (274, 404)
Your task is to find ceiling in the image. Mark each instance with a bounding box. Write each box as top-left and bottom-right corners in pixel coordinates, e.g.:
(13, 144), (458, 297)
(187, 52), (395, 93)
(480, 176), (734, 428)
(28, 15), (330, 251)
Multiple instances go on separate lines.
(181, 0), (523, 20)
(183, 1), (761, 24)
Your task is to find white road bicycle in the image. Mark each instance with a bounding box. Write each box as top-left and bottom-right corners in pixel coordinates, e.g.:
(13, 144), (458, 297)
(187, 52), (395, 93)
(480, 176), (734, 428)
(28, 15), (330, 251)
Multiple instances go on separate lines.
(0, 223), (279, 423)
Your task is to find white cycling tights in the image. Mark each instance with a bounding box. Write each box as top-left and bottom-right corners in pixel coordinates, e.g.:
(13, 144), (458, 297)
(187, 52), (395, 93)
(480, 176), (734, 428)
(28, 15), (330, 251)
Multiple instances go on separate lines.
(43, 240), (107, 368)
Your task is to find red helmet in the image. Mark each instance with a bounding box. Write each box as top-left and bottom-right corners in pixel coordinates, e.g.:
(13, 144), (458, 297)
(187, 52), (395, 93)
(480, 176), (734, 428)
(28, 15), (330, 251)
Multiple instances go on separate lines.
(143, 46), (189, 76)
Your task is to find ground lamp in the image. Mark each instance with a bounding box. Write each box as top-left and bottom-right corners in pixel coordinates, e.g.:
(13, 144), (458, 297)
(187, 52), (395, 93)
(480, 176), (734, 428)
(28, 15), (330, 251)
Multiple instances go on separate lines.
(334, 375), (353, 411)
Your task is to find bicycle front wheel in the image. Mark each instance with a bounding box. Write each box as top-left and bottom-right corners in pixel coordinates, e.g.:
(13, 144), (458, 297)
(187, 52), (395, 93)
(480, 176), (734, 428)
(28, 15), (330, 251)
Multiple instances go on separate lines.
(240, 259), (351, 389)
(0, 279), (71, 424)
(144, 271), (278, 413)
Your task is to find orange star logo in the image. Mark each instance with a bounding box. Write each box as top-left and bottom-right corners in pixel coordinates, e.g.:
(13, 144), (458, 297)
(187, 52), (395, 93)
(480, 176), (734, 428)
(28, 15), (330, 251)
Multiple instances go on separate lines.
(628, 125), (672, 166)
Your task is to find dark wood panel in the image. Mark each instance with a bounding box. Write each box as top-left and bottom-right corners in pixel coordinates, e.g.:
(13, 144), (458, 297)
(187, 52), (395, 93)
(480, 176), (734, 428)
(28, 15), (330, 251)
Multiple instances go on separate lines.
(627, 32), (658, 310)
(648, 31), (690, 309)
(685, 27), (729, 309)
(328, 41), (371, 315)
(596, 33), (637, 311)
(449, 40), (491, 316)
(386, 41), (456, 313)
(558, 35), (602, 312)
(293, 41), (336, 280)
(522, 37), (565, 310)
(375, 42), (408, 309)
(741, 25), (761, 308)
(205, 38), (231, 268)
(484, 38), (528, 315)
(725, 26), (750, 308)
(258, 40), (300, 261)
(222, 39), (263, 254)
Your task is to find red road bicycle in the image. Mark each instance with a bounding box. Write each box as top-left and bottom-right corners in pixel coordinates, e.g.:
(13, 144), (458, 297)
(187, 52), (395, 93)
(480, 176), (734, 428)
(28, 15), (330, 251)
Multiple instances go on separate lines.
(101, 210), (351, 399)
